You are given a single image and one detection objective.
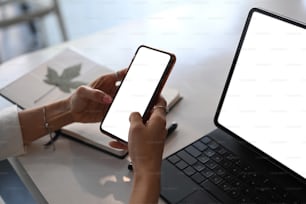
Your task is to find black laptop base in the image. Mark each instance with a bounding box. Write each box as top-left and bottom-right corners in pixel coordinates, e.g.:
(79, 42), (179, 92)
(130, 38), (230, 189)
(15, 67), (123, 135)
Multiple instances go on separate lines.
(160, 129), (306, 204)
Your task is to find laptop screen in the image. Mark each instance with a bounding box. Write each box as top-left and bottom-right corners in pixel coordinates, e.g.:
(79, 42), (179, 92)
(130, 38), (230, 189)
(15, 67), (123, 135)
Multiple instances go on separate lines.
(216, 9), (306, 179)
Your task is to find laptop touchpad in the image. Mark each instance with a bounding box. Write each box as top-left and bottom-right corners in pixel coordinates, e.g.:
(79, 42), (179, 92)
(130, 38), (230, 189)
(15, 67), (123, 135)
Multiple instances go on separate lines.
(178, 189), (221, 204)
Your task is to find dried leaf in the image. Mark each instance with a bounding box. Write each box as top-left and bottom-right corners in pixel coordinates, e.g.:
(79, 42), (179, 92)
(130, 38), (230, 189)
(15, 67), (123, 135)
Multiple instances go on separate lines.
(44, 67), (61, 85)
(44, 63), (86, 93)
(61, 64), (82, 80)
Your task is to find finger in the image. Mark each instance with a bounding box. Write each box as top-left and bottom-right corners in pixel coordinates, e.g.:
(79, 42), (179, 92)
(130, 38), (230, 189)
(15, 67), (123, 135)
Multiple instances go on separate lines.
(129, 112), (143, 123)
(117, 68), (128, 81)
(109, 141), (128, 150)
(147, 105), (167, 129)
(89, 68), (127, 88)
(156, 96), (167, 107)
(114, 68), (128, 82)
(151, 96), (167, 116)
(128, 112), (145, 144)
(147, 96), (167, 122)
(77, 85), (112, 104)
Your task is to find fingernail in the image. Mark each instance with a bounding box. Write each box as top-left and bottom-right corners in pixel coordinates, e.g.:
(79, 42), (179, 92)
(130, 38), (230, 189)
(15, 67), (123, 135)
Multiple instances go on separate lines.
(103, 95), (112, 103)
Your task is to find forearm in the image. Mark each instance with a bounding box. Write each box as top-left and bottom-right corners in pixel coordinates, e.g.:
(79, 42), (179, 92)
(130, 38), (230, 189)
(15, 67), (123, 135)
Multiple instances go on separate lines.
(129, 173), (161, 204)
(18, 99), (72, 144)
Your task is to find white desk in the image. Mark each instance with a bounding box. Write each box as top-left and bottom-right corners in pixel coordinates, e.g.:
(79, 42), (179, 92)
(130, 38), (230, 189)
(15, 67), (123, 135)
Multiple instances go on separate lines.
(1, 1), (306, 203)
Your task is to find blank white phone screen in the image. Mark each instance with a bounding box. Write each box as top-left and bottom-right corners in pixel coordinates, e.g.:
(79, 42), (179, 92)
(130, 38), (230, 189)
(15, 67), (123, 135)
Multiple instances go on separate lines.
(218, 12), (306, 178)
(101, 47), (171, 142)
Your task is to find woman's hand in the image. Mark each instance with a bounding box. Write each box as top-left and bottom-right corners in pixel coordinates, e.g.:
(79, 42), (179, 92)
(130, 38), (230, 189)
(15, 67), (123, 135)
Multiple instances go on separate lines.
(110, 97), (167, 172)
(19, 69), (127, 144)
(129, 98), (167, 204)
(67, 69), (127, 123)
(110, 97), (167, 204)
(128, 98), (167, 175)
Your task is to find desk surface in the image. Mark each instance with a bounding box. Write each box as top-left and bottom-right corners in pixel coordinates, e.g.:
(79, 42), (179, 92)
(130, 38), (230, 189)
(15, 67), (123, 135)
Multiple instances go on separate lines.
(1, 1), (306, 203)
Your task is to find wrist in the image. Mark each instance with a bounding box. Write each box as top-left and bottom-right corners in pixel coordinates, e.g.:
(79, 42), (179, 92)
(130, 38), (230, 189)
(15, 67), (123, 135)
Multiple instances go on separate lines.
(130, 172), (161, 204)
(45, 98), (73, 131)
(133, 170), (161, 183)
(19, 98), (73, 144)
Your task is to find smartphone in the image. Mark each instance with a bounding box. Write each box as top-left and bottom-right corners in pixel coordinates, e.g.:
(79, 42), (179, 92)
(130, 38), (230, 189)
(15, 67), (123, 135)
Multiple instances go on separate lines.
(100, 45), (176, 143)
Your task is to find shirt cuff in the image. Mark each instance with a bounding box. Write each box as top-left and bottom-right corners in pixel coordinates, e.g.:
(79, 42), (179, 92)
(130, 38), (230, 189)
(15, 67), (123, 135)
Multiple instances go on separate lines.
(0, 105), (25, 161)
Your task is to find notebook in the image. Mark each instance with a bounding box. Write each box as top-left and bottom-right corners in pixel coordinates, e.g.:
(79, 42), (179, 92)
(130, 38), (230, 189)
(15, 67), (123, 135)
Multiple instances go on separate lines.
(0, 48), (182, 159)
(160, 8), (306, 203)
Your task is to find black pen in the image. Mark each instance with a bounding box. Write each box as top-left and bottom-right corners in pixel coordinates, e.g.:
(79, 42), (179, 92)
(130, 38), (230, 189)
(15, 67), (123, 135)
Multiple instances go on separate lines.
(128, 122), (178, 171)
(166, 122), (178, 138)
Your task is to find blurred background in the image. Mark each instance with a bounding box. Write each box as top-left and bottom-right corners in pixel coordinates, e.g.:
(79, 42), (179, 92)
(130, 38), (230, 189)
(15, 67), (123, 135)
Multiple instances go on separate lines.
(0, 0), (186, 62)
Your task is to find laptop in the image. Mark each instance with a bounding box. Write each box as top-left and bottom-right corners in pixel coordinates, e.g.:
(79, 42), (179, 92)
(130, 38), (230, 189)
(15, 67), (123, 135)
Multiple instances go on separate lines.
(160, 8), (306, 203)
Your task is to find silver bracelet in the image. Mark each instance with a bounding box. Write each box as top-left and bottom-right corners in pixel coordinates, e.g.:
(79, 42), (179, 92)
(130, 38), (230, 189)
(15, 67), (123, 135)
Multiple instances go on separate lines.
(43, 106), (55, 151)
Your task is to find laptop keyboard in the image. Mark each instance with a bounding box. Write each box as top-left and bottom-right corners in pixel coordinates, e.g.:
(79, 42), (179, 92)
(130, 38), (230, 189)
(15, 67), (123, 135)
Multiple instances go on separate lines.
(166, 136), (297, 203)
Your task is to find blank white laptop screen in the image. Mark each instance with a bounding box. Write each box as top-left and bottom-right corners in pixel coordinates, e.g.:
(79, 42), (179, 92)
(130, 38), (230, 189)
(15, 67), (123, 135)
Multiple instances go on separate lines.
(217, 11), (306, 179)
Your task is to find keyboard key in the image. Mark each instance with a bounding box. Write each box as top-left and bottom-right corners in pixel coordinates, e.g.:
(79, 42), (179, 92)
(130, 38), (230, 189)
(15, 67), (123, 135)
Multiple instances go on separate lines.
(183, 166), (196, 176)
(255, 186), (277, 201)
(215, 166), (226, 177)
(208, 141), (219, 149)
(223, 174), (235, 184)
(191, 172), (206, 184)
(279, 190), (294, 202)
(206, 160), (218, 169)
(193, 162), (206, 172)
(226, 153), (239, 161)
(253, 194), (265, 203)
(241, 163), (252, 172)
(237, 172), (248, 181)
(168, 155), (180, 164)
(261, 185), (283, 200)
(229, 189), (241, 199)
(185, 145), (201, 158)
(262, 177), (272, 186)
(201, 168), (215, 178)
(239, 196), (253, 203)
(220, 159), (232, 169)
(177, 150), (197, 165)
(241, 186), (256, 198)
(204, 149), (215, 157)
(261, 180), (283, 201)
(211, 154), (223, 163)
(193, 141), (208, 151)
(241, 186), (250, 195)
(246, 173), (258, 186)
(231, 178), (242, 188)
(251, 174), (267, 187)
(210, 175), (223, 185)
(175, 160), (188, 170)
(220, 182), (232, 192)
(198, 155), (210, 164)
(201, 136), (211, 144)
(229, 165), (240, 175)
(217, 147), (228, 155)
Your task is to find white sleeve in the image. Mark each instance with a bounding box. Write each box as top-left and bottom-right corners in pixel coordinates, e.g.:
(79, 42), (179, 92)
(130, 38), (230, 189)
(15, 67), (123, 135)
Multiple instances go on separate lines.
(0, 105), (25, 161)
